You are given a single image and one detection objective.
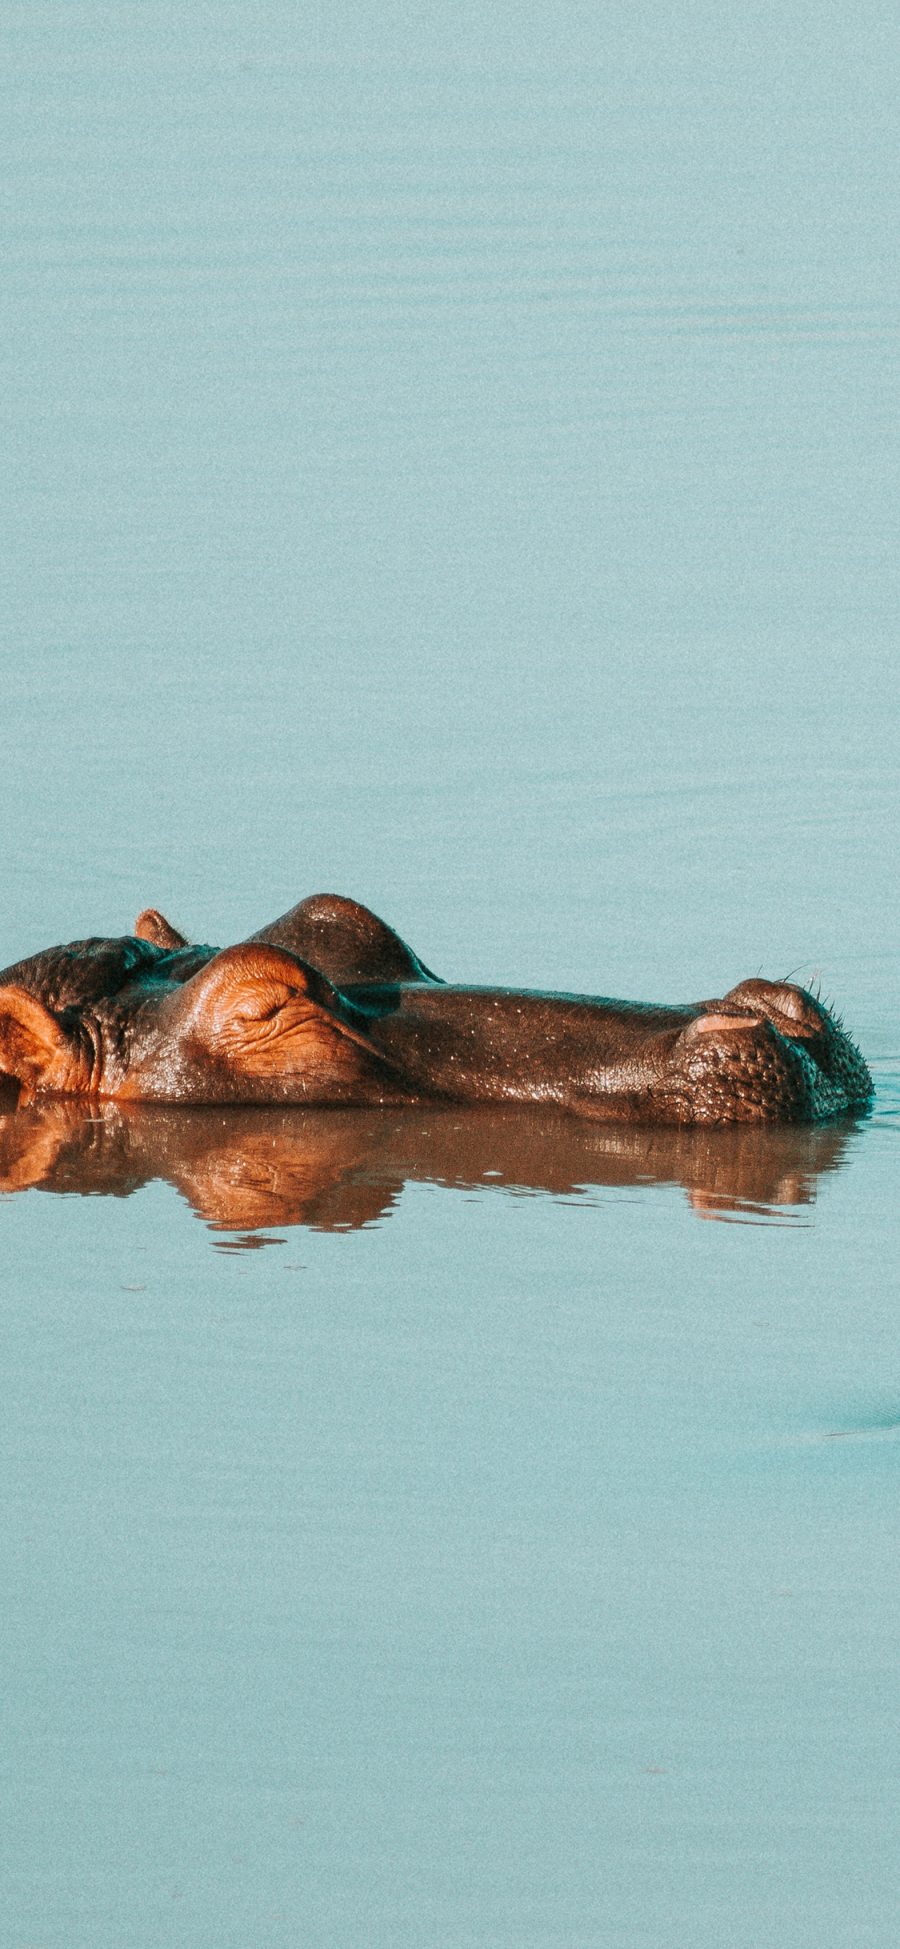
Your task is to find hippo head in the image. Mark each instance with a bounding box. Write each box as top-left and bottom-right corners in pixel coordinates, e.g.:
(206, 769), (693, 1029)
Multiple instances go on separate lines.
(0, 902), (873, 1125)
(0, 936), (391, 1107)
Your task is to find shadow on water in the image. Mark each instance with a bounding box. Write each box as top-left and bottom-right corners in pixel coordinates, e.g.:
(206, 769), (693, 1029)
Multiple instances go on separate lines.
(0, 1096), (866, 1241)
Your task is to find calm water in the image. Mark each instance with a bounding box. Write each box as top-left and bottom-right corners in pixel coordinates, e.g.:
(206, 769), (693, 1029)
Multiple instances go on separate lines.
(2, 4), (899, 1944)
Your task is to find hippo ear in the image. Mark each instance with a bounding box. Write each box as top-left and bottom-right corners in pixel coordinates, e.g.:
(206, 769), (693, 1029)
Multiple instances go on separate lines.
(135, 908), (190, 950)
(0, 987), (76, 1102)
(177, 944), (384, 1074)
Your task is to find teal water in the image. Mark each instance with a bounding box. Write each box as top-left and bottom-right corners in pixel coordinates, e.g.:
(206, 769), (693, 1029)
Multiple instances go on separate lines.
(2, 4), (899, 1943)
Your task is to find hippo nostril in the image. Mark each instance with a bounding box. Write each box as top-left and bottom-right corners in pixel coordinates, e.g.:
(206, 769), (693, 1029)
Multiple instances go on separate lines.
(767, 985), (825, 1031)
(681, 1012), (763, 1043)
(721, 978), (826, 1038)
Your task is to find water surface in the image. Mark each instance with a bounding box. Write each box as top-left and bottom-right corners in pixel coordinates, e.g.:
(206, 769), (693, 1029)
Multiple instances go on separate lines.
(2, 3), (899, 1943)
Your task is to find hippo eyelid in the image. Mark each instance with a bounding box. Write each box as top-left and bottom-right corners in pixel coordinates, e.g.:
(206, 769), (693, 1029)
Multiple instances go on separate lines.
(229, 982), (299, 1025)
(261, 983), (296, 1014)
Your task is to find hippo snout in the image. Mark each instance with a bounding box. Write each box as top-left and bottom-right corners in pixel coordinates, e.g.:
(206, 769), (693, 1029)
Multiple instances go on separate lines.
(667, 979), (870, 1124)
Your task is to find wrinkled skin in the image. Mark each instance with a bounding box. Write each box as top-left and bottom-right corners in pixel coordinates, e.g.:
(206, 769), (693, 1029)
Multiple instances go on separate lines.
(0, 893), (873, 1126)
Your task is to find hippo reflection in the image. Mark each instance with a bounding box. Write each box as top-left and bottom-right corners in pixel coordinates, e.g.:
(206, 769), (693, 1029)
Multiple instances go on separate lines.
(0, 1097), (859, 1233)
(0, 893), (872, 1125)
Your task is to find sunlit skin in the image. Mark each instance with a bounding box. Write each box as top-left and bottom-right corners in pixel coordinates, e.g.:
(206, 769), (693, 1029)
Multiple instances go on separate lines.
(0, 893), (872, 1126)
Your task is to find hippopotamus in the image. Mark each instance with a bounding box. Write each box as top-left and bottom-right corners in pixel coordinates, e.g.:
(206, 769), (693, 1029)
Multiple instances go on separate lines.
(0, 893), (872, 1125)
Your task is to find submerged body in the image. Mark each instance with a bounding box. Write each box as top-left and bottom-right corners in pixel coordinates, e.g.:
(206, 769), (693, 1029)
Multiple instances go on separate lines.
(0, 893), (872, 1125)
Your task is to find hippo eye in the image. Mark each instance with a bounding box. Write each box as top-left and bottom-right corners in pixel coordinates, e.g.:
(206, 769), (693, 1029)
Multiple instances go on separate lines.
(232, 981), (296, 1026)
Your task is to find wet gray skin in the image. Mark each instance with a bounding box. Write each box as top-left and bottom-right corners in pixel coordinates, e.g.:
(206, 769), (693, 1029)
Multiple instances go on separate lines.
(0, 894), (873, 1125)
